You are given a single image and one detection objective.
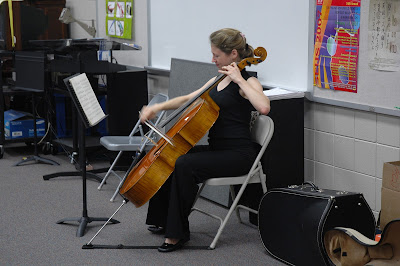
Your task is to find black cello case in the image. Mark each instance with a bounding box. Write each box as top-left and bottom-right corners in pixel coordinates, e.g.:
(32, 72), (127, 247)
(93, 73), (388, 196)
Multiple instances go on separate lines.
(258, 182), (376, 266)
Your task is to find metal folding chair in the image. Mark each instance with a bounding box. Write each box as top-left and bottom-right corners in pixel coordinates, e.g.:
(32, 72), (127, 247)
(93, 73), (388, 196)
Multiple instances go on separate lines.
(98, 93), (169, 201)
(191, 115), (274, 249)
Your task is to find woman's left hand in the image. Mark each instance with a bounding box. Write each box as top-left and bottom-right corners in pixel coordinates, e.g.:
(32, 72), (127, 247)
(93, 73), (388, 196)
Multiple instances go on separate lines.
(218, 62), (244, 84)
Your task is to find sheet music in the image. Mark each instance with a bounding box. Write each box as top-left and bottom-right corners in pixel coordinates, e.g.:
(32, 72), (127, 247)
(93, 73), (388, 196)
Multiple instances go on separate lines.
(69, 73), (106, 126)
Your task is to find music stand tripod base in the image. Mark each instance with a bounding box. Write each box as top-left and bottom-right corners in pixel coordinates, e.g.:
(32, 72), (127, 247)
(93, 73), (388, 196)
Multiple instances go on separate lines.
(57, 216), (120, 237)
(14, 155), (59, 166)
(43, 170), (103, 182)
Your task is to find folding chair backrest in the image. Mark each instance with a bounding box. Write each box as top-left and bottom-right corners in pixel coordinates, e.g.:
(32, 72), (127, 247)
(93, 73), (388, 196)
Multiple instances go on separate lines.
(251, 115), (274, 147)
(149, 92), (169, 106)
(148, 93), (169, 124)
(250, 115), (274, 166)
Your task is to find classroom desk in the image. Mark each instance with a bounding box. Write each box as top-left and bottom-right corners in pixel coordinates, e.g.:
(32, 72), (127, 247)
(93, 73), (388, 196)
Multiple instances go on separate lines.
(0, 87), (43, 158)
(0, 50), (43, 158)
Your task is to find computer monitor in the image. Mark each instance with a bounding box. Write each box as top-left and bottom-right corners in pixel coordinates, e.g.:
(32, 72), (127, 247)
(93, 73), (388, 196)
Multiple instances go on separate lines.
(15, 51), (46, 92)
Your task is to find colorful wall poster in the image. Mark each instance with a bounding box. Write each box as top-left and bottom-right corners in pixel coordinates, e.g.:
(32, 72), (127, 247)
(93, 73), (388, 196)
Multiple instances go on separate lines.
(368, 0), (400, 72)
(313, 0), (361, 93)
(106, 0), (133, 39)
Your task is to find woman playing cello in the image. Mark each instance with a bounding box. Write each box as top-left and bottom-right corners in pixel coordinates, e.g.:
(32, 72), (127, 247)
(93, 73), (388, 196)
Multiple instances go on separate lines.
(139, 28), (271, 252)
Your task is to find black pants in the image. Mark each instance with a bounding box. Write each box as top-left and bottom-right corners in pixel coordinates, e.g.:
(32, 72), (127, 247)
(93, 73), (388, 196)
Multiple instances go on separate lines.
(146, 140), (258, 240)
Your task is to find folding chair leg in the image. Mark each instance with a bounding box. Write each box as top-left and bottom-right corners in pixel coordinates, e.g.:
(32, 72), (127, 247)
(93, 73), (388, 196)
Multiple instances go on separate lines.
(261, 176), (267, 193)
(98, 151), (124, 190)
(208, 179), (253, 249)
(108, 151), (144, 202)
(98, 169), (112, 190)
(229, 185), (242, 223)
(190, 183), (206, 213)
(109, 178), (125, 202)
(192, 174), (265, 249)
(257, 163), (268, 194)
(209, 197), (239, 249)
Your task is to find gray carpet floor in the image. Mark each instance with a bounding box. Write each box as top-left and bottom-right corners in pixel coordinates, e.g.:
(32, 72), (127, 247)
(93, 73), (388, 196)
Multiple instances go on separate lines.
(0, 143), (286, 265)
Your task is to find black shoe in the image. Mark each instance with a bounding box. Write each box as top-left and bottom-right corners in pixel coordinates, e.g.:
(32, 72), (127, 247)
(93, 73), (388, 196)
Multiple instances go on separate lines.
(158, 238), (189, 252)
(147, 226), (165, 235)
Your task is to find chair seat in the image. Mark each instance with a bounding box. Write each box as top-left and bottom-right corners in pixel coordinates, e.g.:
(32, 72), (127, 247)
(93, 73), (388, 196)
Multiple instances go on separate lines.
(100, 136), (155, 151)
(205, 169), (263, 186)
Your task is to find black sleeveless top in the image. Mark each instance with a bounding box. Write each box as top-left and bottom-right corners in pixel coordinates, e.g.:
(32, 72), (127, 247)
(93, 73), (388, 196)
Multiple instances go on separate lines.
(208, 70), (254, 147)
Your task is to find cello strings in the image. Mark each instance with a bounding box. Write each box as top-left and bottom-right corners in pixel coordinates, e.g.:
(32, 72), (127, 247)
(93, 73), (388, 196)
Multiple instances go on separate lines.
(158, 73), (226, 128)
(144, 120), (174, 146)
(143, 133), (158, 146)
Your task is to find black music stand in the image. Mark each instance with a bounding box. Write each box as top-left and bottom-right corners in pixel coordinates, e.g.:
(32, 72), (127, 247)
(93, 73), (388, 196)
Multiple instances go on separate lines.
(42, 83), (104, 182)
(56, 74), (119, 237)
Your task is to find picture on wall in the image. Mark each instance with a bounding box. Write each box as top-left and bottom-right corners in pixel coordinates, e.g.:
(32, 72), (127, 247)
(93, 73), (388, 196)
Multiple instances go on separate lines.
(107, 2), (115, 17)
(313, 0), (361, 93)
(106, 0), (133, 39)
(368, 0), (400, 72)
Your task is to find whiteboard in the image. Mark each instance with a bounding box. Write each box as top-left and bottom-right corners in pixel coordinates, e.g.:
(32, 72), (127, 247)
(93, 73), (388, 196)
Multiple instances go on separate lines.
(148, 0), (313, 91)
(312, 0), (400, 113)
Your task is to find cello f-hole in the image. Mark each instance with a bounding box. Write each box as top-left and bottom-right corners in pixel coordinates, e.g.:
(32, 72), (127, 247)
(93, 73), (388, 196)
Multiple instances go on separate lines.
(154, 141), (167, 156)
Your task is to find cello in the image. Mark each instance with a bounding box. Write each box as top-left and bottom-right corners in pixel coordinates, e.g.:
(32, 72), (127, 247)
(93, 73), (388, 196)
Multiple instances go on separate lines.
(119, 47), (267, 208)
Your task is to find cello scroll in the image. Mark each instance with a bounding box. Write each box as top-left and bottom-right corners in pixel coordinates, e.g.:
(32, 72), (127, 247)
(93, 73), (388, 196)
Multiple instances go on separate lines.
(237, 47), (267, 71)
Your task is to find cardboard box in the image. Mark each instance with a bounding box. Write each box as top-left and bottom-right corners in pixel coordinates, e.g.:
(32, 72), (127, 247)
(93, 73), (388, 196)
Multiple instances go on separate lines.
(381, 161), (400, 229)
(4, 109), (45, 140)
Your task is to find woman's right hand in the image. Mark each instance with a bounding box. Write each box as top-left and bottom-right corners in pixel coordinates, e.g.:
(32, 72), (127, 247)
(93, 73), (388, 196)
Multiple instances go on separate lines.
(140, 105), (158, 123)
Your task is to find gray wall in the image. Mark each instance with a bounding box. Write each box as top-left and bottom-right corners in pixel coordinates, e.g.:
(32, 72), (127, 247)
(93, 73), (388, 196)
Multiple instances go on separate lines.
(304, 100), (400, 221)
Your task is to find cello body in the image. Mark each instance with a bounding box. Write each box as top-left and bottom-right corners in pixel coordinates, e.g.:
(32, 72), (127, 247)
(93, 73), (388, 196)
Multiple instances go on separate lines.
(119, 47), (267, 208)
(119, 93), (219, 207)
